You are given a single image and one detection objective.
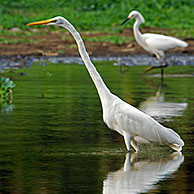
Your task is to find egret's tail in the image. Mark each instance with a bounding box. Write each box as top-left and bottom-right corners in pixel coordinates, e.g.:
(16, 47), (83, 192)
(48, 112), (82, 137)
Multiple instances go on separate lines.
(170, 144), (182, 152)
(177, 39), (188, 48)
(165, 127), (184, 151)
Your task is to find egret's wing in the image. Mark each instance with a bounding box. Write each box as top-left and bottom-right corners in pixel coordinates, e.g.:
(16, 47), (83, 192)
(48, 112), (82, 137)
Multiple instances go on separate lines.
(144, 33), (187, 51)
(113, 101), (183, 145)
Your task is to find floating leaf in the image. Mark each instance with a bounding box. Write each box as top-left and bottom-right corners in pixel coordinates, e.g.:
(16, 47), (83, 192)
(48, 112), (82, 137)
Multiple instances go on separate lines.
(0, 77), (16, 101)
(4, 80), (16, 88)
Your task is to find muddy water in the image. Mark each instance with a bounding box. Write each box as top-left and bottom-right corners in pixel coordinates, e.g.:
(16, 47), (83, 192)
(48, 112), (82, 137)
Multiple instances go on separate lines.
(0, 62), (194, 193)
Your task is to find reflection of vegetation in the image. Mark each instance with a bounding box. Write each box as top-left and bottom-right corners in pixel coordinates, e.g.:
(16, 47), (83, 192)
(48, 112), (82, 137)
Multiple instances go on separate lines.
(0, 77), (16, 114)
(0, 100), (15, 114)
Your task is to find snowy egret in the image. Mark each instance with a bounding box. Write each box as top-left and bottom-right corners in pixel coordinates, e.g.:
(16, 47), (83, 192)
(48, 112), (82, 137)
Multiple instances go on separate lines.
(121, 10), (188, 76)
(27, 16), (184, 152)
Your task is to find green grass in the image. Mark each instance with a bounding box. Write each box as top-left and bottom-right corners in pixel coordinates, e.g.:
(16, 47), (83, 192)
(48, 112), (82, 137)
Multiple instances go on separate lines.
(0, 37), (39, 44)
(1, 0), (194, 32)
(168, 28), (194, 38)
(0, 0), (193, 46)
(84, 35), (134, 45)
(0, 30), (48, 44)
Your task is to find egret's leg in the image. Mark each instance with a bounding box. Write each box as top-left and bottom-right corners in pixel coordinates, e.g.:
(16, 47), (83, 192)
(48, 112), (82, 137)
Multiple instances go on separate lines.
(123, 132), (131, 152)
(143, 55), (168, 75)
(160, 58), (164, 81)
(142, 65), (154, 74)
(159, 56), (169, 81)
(131, 139), (139, 153)
(142, 54), (157, 74)
(161, 66), (164, 82)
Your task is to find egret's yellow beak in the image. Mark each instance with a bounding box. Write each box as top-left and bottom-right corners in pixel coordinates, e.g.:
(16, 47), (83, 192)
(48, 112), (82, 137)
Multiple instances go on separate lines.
(26, 19), (56, 26)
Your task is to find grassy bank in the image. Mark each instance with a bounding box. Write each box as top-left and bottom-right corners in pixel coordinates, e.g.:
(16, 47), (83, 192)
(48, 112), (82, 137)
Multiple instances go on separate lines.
(0, 0), (193, 47)
(1, 0), (194, 31)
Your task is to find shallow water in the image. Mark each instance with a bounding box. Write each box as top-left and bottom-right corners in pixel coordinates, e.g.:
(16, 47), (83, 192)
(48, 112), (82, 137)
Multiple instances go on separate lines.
(1, 54), (194, 70)
(0, 62), (194, 193)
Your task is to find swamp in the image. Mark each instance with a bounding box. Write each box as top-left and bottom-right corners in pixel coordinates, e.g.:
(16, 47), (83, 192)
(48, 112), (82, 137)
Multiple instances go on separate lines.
(0, 0), (194, 193)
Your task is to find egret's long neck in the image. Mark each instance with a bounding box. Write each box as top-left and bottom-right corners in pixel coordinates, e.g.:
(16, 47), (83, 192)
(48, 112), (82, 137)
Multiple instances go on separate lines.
(61, 19), (112, 105)
(133, 18), (144, 45)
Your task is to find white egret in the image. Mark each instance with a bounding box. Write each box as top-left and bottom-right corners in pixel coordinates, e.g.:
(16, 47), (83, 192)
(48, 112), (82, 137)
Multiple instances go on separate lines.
(27, 16), (184, 152)
(121, 10), (188, 75)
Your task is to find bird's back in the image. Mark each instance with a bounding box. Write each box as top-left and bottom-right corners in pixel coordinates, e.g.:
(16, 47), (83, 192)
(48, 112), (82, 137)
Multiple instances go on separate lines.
(143, 33), (188, 52)
(111, 98), (184, 147)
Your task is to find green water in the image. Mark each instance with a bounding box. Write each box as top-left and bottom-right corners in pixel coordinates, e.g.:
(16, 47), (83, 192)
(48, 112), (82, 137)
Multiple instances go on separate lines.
(0, 62), (194, 193)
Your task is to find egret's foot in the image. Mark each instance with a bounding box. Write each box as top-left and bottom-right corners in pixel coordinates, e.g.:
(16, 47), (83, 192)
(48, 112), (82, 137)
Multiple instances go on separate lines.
(142, 65), (154, 74)
(142, 63), (169, 74)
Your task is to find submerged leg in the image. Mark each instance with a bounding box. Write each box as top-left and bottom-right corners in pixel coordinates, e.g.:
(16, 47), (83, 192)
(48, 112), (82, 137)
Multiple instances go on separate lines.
(131, 139), (139, 153)
(123, 132), (131, 152)
(160, 61), (166, 81)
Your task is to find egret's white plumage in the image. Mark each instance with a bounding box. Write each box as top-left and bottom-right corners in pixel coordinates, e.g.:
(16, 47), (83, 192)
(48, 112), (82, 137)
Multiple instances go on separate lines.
(27, 16), (184, 152)
(121, 11), (188, 69)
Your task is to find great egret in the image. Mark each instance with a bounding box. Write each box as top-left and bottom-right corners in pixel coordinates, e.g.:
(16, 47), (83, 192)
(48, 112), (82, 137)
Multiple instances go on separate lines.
(121, 10), (188, 75)
(27, 16), (184, 152)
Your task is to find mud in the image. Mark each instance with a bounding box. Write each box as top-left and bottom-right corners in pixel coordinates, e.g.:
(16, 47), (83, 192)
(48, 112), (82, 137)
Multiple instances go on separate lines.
(0, 29), (193, 57)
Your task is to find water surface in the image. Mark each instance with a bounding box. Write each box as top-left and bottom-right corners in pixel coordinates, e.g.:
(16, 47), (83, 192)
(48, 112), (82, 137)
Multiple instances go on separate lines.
(0, 62), (194, 193)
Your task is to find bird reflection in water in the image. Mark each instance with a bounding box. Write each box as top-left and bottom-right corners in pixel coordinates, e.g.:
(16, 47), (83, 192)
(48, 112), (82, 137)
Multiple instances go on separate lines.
(140, 81), (187, 122)
(103, 152), (184, 194)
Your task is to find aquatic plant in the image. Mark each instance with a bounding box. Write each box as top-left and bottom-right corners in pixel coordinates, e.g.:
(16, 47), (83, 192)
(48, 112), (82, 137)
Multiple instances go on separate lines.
(0, 77), (16, 101)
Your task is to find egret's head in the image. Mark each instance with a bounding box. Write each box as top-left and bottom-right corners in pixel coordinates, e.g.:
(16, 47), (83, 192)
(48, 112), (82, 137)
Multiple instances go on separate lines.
(27, 16), (65, 26)
(121, 10), (145, 25)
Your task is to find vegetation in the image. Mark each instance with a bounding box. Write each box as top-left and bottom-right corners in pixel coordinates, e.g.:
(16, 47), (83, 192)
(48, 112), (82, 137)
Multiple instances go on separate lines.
(1, 0), (194, 33)
(84, 35), (134, 45)
(0, 0), (193, 46)
(0, 77), (16, 114)
(0, 77), (16, 100)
